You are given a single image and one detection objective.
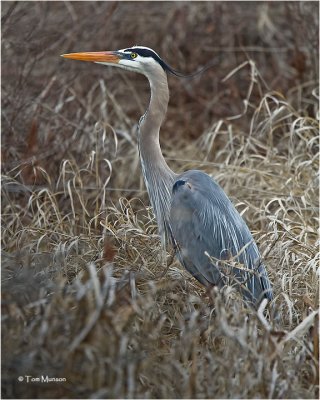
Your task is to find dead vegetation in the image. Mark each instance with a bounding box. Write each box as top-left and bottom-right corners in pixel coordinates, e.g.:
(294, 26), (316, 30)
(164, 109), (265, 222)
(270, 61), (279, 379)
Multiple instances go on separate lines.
(1, 2), (319, 399)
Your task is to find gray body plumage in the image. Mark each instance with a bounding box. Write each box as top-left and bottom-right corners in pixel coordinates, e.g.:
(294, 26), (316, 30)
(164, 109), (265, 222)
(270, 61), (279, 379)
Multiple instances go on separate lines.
(170, 170), (273, 304)
(135, 49), (273, 307)
(62, 45), (273, 307)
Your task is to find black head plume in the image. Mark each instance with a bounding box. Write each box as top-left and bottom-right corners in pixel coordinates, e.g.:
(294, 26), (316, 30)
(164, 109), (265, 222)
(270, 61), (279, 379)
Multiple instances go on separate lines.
(124, 46), (215, 78)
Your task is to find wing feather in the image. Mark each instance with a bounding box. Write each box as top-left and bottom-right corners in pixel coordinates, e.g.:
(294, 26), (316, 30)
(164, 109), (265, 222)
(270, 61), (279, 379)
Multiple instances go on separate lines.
(170, 170), (273, 305)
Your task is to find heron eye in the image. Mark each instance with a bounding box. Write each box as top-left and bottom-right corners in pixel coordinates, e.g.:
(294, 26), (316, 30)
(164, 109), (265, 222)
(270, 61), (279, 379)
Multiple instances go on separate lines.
(131, 52), (138, 59)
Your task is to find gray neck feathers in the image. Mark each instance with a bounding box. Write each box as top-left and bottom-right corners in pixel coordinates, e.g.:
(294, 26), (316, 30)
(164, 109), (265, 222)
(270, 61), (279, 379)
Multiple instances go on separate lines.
(138, 64), (176, 248)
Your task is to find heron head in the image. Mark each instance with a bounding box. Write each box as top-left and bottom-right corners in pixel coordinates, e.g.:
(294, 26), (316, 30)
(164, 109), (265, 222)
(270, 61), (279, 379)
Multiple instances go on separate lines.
(61, 45), (179, 77)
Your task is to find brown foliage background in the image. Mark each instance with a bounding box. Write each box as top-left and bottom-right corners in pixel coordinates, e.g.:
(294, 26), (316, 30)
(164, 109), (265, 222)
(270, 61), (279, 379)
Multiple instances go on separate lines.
(1, 1), (319, 399)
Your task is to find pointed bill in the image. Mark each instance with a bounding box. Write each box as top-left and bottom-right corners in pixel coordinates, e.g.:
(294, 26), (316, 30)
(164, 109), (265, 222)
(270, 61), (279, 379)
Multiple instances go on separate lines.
(61, 51), (120, 63)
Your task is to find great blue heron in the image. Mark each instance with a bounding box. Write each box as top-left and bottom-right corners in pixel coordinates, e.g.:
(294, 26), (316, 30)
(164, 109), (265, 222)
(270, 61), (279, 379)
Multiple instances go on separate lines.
(62, 46), (273, 306)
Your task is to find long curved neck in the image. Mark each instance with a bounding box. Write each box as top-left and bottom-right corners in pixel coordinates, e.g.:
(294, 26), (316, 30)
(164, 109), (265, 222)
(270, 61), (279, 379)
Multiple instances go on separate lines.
(138, 66), (176, 248)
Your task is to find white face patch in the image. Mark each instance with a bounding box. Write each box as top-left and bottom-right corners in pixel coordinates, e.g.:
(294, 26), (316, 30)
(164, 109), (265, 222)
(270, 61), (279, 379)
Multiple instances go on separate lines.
(94, 46), (167, 77)
(119, 56), (157, 69)
(115, 47), (162, 75)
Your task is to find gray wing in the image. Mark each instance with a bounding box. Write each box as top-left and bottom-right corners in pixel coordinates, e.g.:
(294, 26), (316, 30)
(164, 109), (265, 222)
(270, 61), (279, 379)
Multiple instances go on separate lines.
(170, 170), (273, 306)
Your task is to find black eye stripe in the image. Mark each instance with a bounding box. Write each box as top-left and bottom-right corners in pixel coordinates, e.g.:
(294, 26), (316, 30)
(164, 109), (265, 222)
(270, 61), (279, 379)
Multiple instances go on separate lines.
(124, 48), (157, 58)
(123, 47), (170, 72)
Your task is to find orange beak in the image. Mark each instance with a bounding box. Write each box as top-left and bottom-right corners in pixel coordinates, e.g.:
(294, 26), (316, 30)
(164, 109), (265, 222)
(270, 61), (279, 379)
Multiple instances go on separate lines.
(61, 51), (120, 64)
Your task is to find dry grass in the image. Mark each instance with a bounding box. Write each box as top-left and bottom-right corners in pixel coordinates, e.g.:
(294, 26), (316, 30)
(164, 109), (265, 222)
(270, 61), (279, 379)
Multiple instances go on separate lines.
(1, 2), (319, 399)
